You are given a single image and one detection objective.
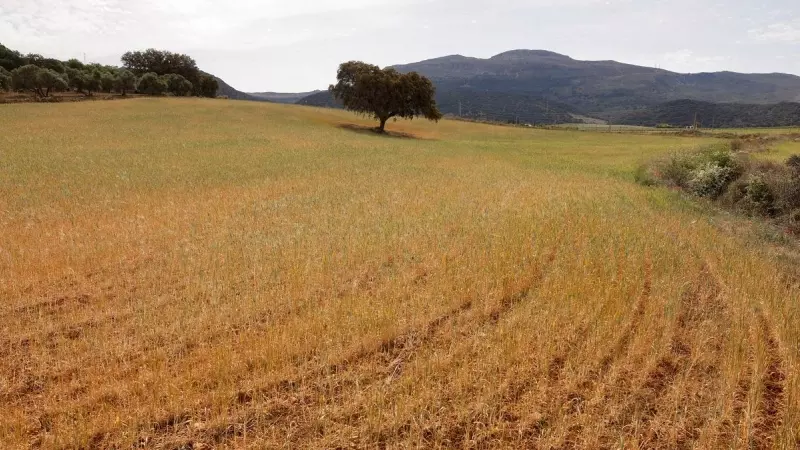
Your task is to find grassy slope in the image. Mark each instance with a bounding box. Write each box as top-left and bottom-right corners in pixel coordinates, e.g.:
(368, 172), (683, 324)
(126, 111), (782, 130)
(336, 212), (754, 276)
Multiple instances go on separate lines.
(0, 98), (798, 448)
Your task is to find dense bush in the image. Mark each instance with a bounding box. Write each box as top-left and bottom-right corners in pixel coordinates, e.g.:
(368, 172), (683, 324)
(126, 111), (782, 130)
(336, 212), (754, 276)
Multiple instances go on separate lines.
(162, 73), (193, 96)
(114, 70), (137, 95)
(10, 65), (68, 97)
(0, 72), (9, 91)
(100, 72), (116, 93)
(197, 75), (219, 98)
(633, 164), (657, 186)
(689, 162), (735, 198)
(653, 143), (742, 196)
(641, 139), (800, 235)
(36, 68), (69, 95)
(137, 72), (167, 95)
(741, 175), (777, 216)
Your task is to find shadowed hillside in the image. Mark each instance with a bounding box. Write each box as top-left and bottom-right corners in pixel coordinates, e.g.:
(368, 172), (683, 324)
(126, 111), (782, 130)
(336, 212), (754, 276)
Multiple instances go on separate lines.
(617, 99), (800, 128)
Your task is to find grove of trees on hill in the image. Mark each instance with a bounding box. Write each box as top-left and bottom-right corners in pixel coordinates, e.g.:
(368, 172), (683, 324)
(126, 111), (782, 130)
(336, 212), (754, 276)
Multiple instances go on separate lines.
(0, 44), (219, 99)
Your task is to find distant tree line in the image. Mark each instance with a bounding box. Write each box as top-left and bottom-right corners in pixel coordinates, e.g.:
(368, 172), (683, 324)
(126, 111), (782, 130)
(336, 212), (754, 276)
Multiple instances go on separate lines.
(0, 44), (219, 99)
(617, 99), (800, 128)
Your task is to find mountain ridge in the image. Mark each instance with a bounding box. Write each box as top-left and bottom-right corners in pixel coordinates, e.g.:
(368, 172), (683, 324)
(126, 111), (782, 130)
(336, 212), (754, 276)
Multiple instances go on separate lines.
(295, 49), (800, 125)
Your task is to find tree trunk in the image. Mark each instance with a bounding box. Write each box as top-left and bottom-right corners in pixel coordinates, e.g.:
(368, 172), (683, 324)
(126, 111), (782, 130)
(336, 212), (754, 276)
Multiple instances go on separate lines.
(378, 117), (388, 133)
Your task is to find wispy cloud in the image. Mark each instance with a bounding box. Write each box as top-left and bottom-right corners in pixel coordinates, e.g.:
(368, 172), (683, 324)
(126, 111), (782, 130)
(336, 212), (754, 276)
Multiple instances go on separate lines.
(749, 20), (800, 43)
(661, 49), (729, 72)
(0, 0), (798, 91)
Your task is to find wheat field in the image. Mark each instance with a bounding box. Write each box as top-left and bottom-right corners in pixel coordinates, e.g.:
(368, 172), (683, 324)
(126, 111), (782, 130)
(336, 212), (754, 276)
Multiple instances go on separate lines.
(1, 98), (798, 449)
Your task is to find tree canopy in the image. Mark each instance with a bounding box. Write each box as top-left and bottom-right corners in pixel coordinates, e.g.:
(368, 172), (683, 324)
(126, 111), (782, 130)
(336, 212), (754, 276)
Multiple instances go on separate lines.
(10, 65), (68, 97)
(0, 72), (10, 92)
(197, 75), (219, 98)
(329, 61), (442, 132)
(0, 43), (23, 71)
(137, 72), (167, 95)
(121, 49), (200, 83)
(114, 70), (137, 96)
(163, 74), (193, 96)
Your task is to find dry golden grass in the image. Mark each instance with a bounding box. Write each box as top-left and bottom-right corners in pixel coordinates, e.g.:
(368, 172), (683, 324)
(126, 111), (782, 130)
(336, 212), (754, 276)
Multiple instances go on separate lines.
(0, 98), (798, 449)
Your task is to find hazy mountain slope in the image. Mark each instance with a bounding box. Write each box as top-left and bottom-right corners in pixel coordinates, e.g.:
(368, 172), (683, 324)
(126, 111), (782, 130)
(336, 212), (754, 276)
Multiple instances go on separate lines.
(250, 90), (321, 103)
(212, 76), (266, 101)
(297, 87), (578, 124)
(617, 99), (800, 128)
(296, 90), (342, 108)
(296, 50), (800, 125)
(392, 50), (800, 116)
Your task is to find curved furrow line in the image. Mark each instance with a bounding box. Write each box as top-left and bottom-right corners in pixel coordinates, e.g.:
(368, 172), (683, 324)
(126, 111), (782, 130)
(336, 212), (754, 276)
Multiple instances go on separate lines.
(118, 296), (478, 450)
(303, 238), (567, 448)
(716, 322), (755, 448)
(132, 237), (568, 448)
(555, 262), (715, 449)
(544, 255), (652, 449)
(592, 266), (708, 448)
(459, 320), (592, 447)
(704, 258), (787, 449)
(636, 264), (727, 449)
(752, 308), (786, 449)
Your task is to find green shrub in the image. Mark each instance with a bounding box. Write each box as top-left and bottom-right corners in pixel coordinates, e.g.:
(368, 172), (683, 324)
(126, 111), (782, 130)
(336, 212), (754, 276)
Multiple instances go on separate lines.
(137, 72), (166, 95)
(775, 171), (800, 211)
(633, 164), (657, 186)
(700, 144), (738, 170)
(786, 155), (800, 173)
(656, 152), (696, 188)
(719, 177), (748, 208)
(689, 162), (735, 198)
(787, 209), (800, 235)
(741, 175), (776, 216)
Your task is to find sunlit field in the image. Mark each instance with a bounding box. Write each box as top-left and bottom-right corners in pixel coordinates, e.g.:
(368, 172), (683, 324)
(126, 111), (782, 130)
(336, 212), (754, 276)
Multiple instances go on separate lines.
(710, 127), (800, 136)
(757, 140), (800, 162)
(1, 98), (798, 449)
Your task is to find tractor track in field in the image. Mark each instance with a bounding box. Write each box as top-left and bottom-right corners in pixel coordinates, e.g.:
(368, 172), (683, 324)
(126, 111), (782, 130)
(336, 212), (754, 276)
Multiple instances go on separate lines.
(371, 238), (567, 448)
(551, 261), (735, 449)
(543, 256), (652, 449)
(707, 262), (786, 449)
(752, 307), (786, 449)
(121, 238), (566, 449)
(717, 321), (755, 448)
(622, 264), (726, 449)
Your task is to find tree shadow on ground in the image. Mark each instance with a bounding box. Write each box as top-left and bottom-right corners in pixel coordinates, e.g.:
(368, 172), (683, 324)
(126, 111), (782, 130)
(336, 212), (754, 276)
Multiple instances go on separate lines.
(336, 123), (422, 140)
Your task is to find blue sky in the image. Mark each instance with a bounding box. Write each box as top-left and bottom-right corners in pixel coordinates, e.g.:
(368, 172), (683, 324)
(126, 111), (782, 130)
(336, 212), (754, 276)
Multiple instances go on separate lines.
(1, 0), (798, 92)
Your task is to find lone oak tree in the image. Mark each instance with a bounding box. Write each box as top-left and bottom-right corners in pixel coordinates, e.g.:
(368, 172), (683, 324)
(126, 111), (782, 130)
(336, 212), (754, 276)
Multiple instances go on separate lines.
(329, 61), (442, 133)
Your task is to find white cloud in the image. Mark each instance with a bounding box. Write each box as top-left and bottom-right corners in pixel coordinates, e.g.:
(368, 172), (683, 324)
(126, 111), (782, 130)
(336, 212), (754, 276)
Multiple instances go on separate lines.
(1, 0), (798, 91)
(749, 20), (800, 43)
(660, 49), (730, 73)
(663, 49), (694, 65)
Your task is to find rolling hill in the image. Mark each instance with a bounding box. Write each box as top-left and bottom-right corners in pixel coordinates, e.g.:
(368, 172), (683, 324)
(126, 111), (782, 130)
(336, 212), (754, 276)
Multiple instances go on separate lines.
(296, 50), (800, 125)
(212, 75), (266, 101)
